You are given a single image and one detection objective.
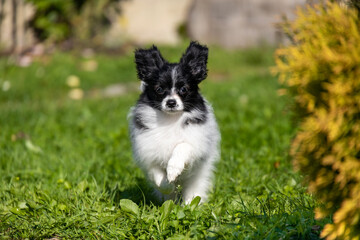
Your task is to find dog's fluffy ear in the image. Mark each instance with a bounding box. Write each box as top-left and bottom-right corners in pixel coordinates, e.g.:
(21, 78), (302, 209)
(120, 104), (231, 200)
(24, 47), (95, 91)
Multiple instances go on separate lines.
(180, 41), (208, 83)
(135, 46), (167, 82)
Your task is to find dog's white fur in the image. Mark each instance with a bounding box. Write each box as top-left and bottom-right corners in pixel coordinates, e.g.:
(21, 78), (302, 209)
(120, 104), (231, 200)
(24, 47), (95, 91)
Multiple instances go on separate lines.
(128, 101), (220, 204)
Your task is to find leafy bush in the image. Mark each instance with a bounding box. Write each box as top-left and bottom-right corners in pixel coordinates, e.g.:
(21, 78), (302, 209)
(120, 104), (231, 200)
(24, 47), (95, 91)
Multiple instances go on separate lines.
(27, 0), (120, 43)
(275, 2), (360, 239)
(27, 0), (74, 42)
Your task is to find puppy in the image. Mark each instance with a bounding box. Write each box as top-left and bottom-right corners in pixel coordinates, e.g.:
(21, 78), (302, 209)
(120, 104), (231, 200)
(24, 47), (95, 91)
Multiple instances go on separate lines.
(128, 41), (220, 204)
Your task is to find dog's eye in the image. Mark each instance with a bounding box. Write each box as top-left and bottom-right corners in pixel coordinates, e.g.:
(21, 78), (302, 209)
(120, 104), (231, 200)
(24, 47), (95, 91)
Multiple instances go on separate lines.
(155, 86), (165, 94)
(179, 86), (188, 95)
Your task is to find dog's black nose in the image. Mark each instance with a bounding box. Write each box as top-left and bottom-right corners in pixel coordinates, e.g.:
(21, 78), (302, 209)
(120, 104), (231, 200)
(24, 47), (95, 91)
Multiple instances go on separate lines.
(166, 99), (177, 108)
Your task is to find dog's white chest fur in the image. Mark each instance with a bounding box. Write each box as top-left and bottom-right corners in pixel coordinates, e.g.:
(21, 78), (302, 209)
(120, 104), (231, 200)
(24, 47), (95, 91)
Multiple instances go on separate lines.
(129, 102), (220, 204)
(130, 105), (214, 166)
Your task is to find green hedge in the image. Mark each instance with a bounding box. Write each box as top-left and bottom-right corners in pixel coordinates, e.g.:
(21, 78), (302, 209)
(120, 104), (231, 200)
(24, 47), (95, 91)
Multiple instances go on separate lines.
(275, 2), (360, 239)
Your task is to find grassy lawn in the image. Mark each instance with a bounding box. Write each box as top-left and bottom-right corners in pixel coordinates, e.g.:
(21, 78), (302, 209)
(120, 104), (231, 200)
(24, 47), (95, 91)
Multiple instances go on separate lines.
(0, 44), (330, 239)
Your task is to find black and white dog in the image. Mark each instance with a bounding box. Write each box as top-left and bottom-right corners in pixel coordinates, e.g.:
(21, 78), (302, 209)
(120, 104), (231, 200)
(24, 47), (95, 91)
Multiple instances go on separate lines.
(128, 42), (220, 204)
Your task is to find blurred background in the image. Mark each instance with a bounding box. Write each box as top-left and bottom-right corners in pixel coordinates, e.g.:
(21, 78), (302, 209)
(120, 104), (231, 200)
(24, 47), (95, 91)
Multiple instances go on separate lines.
(2, 1), (360, 239)
(0, 0), (317, 54)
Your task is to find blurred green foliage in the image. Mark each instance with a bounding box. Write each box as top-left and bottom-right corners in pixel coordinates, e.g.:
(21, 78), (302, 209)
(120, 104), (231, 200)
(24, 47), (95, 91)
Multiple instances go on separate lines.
(27, 0), (120, 43)
(275, 2), (360, 239)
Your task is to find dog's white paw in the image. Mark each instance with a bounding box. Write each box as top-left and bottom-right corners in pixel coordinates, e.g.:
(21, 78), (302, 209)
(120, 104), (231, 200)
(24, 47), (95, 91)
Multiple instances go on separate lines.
(153, 171), (175, 194)
(167, 164), (183, 183)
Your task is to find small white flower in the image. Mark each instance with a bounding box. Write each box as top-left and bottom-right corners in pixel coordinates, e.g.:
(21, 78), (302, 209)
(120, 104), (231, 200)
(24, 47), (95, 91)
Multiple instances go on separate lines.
(25, 139), (43, 154)
(239, 94), (248, 105)
(66, 75), (80, 87)
(68, 88), (84, 100)
(81, 60), (98, 72)
(2, 81), (11, 91)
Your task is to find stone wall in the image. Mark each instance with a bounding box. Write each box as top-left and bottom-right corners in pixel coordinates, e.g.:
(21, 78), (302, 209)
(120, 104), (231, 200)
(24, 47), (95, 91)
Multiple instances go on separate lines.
(187, 0), (308, 48)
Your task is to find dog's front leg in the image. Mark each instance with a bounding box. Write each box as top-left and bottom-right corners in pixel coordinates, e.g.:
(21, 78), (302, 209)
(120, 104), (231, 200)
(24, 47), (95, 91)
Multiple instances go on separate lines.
(148, 166), (174, 194)
(167, 143), (193, 183)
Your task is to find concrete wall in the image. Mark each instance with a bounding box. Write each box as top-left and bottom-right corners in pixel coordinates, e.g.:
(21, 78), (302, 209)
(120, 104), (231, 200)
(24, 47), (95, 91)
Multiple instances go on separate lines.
(106, 0), (193, 46)
(108, 0), (311, 48)
(187, 0), (307, 48)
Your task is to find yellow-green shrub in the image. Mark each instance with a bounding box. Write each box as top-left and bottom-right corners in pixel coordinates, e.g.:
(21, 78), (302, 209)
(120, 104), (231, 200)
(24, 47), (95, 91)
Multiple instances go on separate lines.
(275, 2), (360, 239)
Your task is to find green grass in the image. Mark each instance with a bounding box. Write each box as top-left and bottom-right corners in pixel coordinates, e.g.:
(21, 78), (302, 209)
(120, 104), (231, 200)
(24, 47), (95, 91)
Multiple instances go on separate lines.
(0, 45), (330, 239)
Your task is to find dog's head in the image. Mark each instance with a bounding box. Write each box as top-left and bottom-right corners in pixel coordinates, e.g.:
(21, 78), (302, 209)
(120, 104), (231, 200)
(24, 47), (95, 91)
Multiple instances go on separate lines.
(135, 41), (208, 113)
